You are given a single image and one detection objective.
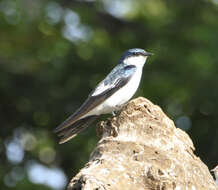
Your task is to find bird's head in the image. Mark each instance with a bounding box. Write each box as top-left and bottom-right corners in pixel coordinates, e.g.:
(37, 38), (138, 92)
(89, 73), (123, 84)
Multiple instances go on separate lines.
(119, 48), (152, 67)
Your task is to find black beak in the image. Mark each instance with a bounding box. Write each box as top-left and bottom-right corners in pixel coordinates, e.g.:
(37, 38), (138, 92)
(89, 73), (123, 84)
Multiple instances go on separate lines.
(144, 51), (153, 56)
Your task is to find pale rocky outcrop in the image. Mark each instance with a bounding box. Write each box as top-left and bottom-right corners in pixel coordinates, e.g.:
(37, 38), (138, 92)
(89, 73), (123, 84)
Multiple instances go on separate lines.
(67, 97), (217, 190)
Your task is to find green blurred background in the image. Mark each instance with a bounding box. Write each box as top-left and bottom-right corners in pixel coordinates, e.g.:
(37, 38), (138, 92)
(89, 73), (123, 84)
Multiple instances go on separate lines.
(0, 0), (218, 189)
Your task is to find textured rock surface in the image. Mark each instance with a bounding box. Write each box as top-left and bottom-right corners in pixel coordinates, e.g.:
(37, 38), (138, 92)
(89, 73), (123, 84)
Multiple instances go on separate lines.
(68, 97), (217, 190)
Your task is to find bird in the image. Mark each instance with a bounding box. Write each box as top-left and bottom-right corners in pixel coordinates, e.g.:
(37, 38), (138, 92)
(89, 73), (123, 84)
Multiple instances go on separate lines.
(54, 48), (152, 144)
(211, 165), (218, 185)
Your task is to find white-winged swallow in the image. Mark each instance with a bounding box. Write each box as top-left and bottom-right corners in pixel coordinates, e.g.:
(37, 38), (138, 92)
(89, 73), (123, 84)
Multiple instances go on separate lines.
(54, 48), (152, 143)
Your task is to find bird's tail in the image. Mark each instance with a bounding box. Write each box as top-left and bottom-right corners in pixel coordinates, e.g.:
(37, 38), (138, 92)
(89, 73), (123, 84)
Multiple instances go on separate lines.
(55, 115), (98, 144)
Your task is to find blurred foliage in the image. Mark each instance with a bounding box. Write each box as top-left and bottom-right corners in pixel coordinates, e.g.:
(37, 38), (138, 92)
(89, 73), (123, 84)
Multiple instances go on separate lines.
(0, 0), (218, 189)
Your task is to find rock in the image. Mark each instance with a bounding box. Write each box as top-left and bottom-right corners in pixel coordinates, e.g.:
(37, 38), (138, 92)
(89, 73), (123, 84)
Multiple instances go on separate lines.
(67, 97), (217, 190)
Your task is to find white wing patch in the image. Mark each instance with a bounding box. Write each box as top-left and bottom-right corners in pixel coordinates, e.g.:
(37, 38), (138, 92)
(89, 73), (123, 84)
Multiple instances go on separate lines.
(90, 63), (137, 97)
(91, 79), (116, 96)
(90, 64), (124, 97)
(91, 83), (107, 96)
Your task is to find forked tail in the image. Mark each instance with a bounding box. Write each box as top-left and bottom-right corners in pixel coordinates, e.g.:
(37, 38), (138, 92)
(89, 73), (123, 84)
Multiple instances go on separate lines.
(55, 115), (98, 144)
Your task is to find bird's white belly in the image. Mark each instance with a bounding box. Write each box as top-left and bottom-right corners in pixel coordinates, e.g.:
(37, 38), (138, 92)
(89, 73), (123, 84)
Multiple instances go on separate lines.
(86, 69), (142, 116)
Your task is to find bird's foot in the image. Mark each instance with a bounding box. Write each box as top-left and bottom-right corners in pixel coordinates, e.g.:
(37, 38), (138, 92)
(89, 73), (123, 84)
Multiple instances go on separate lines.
(112, 109), (122, 116)
(112, 102), (129, 116)
(112, 110), (118, 116)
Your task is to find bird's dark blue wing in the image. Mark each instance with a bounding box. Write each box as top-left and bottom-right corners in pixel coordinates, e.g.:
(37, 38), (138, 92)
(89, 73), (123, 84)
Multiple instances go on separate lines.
(54, 65), (136, 138)
(91, 64), (136, 96)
